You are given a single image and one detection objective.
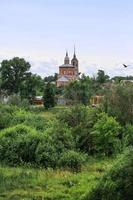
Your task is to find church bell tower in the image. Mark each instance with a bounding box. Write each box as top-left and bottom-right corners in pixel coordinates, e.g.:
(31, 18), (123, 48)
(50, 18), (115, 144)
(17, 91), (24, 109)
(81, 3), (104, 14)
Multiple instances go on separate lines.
(71, 47), (79, 76)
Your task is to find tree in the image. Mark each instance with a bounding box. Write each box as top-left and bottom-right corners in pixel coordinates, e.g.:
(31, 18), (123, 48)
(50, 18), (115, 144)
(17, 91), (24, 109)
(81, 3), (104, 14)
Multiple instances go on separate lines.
(103, 83), (133, 125)
(43, 82), (56, 109)
(20, 73), (44, 99)
(96, 70), (110, 84)
(58, 105), (100, 153)
(0, 57), (31, 95)
(91, 112), (121, 156)
(44, 73), (58, 82)
(64, 75), (93, 105)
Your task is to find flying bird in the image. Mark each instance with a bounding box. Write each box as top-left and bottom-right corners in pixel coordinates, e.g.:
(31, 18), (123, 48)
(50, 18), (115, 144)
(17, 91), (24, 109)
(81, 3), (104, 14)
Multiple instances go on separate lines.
(123, 64), (128, 68)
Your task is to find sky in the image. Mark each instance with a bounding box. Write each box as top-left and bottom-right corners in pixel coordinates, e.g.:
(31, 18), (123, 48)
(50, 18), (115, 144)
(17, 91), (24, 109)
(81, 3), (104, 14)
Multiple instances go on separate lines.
(0, 0), (133, 77)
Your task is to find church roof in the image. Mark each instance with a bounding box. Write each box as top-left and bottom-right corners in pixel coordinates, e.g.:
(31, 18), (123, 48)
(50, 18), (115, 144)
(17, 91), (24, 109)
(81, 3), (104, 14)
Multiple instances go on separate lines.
(59, 64), (75, 68)
(57, 76), (69, 82)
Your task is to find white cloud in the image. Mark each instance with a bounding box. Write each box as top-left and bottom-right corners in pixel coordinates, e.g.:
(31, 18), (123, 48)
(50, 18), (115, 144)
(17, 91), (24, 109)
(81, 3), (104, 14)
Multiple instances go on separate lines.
(0, 51), (133, 78)
(80, 61), (133, 78)
(30, 59), (59, 77)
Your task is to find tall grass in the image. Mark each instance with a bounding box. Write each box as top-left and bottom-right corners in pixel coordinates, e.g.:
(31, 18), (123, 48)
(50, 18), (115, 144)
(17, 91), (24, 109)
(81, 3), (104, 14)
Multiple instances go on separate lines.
(0, 157), (114, 200)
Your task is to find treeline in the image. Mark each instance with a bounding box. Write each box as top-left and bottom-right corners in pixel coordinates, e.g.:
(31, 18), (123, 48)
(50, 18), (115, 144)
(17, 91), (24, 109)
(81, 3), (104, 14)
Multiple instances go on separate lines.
(0, 57), (57, 100)
(0, 57), (133, 109)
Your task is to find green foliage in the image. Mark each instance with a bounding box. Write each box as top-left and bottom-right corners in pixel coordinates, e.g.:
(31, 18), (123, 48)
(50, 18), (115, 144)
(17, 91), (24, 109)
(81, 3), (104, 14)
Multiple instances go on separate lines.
(123, 124), (133, 147)
(0, 58), (45, 100)
(20, 73), (44, 99)
(64, 76), (93, 105)
(112, 75), (133, 83)
(103, 83), (133, 125)
(0, 111), (12, 130)
(0, 57), (31, 94)
(58, 150), (86, 171)
(45, 120), (75, 154)
(91, 113), (121, 156)
(35, 135), (58, 168)
(58, 105), (100, 153)
(0, 157), (113, 200)
(35, 121), (75, 168)
(43, 82), (56, 109)
(44, 73), (58, 82)
(11, 110), (48, 131)
(64, 71), (110, 105)
(83, 148), (133, 200)
(7, 94), (30, 109)
(96, 70), (110, 84)
(0, 125), (40, 165)
(0, 104), (17, 130)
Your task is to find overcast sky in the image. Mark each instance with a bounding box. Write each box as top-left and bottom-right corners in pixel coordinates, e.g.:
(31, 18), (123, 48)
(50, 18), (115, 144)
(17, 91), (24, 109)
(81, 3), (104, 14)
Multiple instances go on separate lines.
(0, 0), (133, 77)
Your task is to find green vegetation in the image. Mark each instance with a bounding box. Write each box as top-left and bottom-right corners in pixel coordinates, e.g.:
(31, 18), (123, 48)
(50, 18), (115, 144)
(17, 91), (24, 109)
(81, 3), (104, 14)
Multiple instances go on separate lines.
(43, 82), (56, 109)
(0, 157), (114, 200)
(83, 148), (133, 200)
(0, 57), (133, 199)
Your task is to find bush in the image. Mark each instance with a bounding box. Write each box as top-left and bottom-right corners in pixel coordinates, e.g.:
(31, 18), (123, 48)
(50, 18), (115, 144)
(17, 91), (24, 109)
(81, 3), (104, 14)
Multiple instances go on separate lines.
(102, 83), (133, 125)
(0, 124), (40, 165)
(7, 94), (30, 110)
(123, 124), (133, 147)
(58, 105), (99, 128)
(35, 121), (76, 168)
(58, 105), (100, 153)
(83, 148), (133, 200)
(91, 113), (122, 156)
(35, 135), (58, 168)
(11, 110), (48, 131)
(58, 150), (86, 171)
(0, 111), (12, 130)
(45, 120), (75, 154)
(0, 104), (17, 130)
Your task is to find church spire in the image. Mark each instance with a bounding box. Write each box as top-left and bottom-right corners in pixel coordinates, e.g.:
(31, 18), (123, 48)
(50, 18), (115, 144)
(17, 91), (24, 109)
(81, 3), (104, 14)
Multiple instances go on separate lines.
(64, 50), (70, 64)
(74, 45), (76, 58)
(71, 46), (78, 68)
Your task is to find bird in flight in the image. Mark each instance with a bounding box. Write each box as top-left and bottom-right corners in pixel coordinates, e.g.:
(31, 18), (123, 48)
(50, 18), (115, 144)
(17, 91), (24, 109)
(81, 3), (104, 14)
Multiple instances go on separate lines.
(123, 64), (128, 68)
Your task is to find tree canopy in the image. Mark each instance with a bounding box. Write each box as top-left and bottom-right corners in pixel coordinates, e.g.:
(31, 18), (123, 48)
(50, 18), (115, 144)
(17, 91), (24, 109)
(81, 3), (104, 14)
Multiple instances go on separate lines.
(0, 57), (31, 94)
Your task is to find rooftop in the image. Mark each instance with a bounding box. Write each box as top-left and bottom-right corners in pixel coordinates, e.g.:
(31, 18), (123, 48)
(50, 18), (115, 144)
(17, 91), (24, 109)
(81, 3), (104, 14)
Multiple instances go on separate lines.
(59, 64), (75, 68)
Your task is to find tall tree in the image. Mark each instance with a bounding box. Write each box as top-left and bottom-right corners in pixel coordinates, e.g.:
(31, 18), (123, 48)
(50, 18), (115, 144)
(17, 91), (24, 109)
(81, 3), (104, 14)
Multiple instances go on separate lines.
(103, 83), (133, 125)
(0, 57), (31, 94)
(43, 82), (56, 109)
(44, 73), (58, 82)
(64, 75), (93, 105)
(20, 73), (44, 99)
(96, 70), (110, 84)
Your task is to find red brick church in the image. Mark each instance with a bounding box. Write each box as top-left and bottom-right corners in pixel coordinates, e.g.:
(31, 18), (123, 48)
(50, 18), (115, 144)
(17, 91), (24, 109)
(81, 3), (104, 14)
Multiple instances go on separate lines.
(57, 50), (80, 87)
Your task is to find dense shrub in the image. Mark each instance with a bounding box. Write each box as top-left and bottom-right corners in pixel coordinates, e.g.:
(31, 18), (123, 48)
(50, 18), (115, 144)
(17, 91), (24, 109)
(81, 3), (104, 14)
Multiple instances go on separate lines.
(11, 110), (48, 131)
(0, 104), (18, 130)
(58, 150), (86, 171)
(91, 113), (121, 156)
(0, 119), (76, 168)
(7, 94), (30, 110)
(11, 110), (29, 125)
(102, 83), (133, 125)
(35, 135), (58, 168)
(123, 124), (133, 147)
(0, 125), (40, 165)
(58, 105), (99, 128)
(0, 111), (12, 130)
(58, 105), (100, 153)
(35, 121), (75, 168)
(83, 148), (133, 200)
(45, 120), (75, 154)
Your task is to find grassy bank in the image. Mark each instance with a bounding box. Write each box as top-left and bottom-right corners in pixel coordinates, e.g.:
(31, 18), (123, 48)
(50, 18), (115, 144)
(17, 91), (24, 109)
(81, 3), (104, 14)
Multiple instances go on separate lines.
(0, 157), (114, 200)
